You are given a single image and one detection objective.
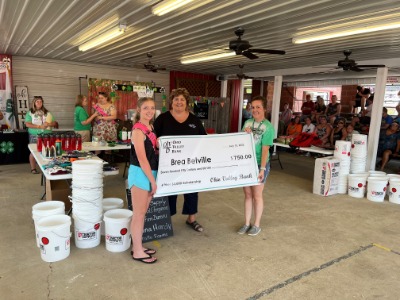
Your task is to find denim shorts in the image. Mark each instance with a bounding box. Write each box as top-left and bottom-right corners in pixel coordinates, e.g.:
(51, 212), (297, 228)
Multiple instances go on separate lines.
(29, 134), (38, 144)
(128, 165), (157, 192)
(258, 162), (271, 184)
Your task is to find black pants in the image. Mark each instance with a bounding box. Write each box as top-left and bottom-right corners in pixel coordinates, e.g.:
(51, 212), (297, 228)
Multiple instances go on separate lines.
(168, 193), (198, 216)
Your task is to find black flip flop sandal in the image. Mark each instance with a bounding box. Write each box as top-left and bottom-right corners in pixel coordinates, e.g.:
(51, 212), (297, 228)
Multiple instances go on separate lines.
(186, 220), (204, 232)
(132, 255), (157, 264)
(130, 248), (157, 256)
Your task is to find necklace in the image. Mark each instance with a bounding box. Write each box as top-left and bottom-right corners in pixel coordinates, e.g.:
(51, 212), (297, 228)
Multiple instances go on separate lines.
(252, 119), (264, 131)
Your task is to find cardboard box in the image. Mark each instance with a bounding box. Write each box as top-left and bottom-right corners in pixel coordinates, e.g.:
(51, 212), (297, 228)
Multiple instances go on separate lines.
(48, 180), (72, 211)
(313, 157), (340, 196)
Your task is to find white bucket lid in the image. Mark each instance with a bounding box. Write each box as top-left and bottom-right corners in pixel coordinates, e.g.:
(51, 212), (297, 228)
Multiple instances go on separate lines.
(104, 209), (133, 223)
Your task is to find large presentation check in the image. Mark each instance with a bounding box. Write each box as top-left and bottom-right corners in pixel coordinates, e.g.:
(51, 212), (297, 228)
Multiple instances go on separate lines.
(154, 133), (259, 197)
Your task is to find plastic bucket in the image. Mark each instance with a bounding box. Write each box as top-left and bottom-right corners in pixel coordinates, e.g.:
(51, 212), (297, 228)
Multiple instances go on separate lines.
(368, 171), (387, 176)
(103, 209), (133, 252)
(388, 178), (400, 204)
(32, 201), (65, 247)
(101, 198), (124, 235)
(367, 177), (388, 202)
(36, 215), (71, 262)
(334, 140), (351, 160)
(73, 214), (102, 249)
(347, 174), (368, 198)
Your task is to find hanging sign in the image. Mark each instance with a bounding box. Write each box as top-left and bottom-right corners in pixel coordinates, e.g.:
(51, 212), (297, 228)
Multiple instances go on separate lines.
(154, 133), (259, 197)
(193, 102), (209, 119)
(15, 86), (29, 129)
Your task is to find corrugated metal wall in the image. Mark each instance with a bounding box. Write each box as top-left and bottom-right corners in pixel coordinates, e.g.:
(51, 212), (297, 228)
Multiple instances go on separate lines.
(12, 56), (170, 129)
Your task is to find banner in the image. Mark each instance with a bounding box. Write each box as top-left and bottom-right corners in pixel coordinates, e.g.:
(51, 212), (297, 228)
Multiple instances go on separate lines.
(0, 57), (16, 129)
(155, 133), (259, 197)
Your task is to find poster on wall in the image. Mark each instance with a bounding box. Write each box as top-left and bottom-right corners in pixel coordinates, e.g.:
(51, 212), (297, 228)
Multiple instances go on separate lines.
(194, 102), (209, 119)
(0, 57), (16, 129)
(15, 86), (29, 129)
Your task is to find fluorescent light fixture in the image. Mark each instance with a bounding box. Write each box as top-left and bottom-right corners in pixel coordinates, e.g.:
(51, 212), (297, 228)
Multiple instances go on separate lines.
(152, 0), (194, 16)
(79, 24), (126, 51)
(181, 50), (235, 64)
(293, 11), (400, 45)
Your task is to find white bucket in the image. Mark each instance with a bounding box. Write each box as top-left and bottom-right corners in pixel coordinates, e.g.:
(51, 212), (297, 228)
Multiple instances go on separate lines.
(369, 171), (387, 176)
(334, 141), (351, 160)
(36, 215), (71, 263)
(32, 201), (65, 247)
(347, 174), (368, 198)
(103, 209), (133, 252)
(101, 198), (124, 235)
(73, 214), (102, 249)
(388, 178), (400, 204)
(367, 177), (388, 202)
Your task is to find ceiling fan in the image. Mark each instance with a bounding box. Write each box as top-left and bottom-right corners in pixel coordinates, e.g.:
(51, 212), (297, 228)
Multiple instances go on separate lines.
(337, 50), (385, 72)
(143, 52), (166, 72)
(228, 27), (286, 59)
(236, 64), (254, 79)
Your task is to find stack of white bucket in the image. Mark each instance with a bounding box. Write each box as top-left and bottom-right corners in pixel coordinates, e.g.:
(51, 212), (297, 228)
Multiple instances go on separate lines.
(334, 140), (351, 194)
(350, 134), (368, 173)
(71, 160), (104, 249)
(347, 134), (369, 199)
(388, 174), (400, 204)
(32, 201), (72, 262)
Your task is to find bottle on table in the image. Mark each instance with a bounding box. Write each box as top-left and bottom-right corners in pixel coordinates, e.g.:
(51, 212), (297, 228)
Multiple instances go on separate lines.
(37, 134), (43, 152)
(65, 134), (70, 151)
(70, 134), (76, 151)
(76, 134), (82, 151)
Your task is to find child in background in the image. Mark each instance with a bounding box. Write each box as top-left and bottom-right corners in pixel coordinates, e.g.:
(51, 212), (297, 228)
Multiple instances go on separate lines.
(128, 97), (158, 264)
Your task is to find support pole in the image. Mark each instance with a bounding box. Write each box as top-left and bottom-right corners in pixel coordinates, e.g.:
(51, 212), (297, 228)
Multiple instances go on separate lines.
(366, 67), (388, 171)
(271, 76), (283, 138)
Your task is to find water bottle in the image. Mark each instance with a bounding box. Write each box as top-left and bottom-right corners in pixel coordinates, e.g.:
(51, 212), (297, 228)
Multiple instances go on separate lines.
(37, 134), (43, 152)
(70, 134), (76, 151)
(43, 134), (50, 149)
(76, 134), (82, 151)
(61, 134), (65, 151)
(65, 134), (70, 151)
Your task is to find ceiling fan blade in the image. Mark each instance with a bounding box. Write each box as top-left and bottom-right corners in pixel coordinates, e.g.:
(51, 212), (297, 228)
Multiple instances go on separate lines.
(242, 51), (258, 59)
(350, 66), (363, 72)
(249, 49), (286, 55)
(356, 64), (386, 68)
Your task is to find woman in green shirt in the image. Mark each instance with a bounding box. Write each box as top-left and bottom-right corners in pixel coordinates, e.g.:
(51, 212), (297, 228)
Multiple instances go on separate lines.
(74, 95), (98, 142)
(25, 96), (56, 174)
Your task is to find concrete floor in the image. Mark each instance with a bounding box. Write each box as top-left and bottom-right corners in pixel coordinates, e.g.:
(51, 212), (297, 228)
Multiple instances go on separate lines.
(1, 152), (400, 300)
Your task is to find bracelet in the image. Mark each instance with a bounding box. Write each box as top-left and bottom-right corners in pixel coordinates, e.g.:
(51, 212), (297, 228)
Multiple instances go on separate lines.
(260, 167), (266, 171)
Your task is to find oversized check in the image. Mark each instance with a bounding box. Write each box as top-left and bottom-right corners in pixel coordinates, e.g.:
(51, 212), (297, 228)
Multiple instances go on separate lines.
(154, 132), (259, 197)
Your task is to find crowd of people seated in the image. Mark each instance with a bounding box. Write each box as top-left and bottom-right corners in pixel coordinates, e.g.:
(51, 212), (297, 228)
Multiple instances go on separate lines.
(277, 87), (400, 164)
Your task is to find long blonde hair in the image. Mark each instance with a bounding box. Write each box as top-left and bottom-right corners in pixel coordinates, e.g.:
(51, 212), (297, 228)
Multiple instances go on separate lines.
(134, 97), (155, 124)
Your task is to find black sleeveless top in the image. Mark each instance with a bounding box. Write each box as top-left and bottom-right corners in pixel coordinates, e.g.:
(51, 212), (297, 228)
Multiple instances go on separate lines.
(130, 133), (158, 170)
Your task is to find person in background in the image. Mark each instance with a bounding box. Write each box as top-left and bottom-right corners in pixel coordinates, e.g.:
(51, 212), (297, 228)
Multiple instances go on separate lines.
(238, 96), (274, 236)
(128, 97), (158, 264)
(325, 95), (341, 124)
(393, 104), (400, 124)
(381, 107), (393, 130)
(330, 118), (347, 147)
(242, 102), (252, 127)
(314, 115), (332, 148)
(302, 116), (315, 133)
(377, 122), (400, 171)
(300, 94), (314, 121)
(278, 102), (292, 135)
(92, 92), (117, 142)
(350, 116), (362, 132)
(153, 88), (206, 232)
(74, 95), (98, 142)
(360, 94), (374, 125)
(286, 116), (302, 136)
(311, 96), (326, 124)
(0, 110), (3, 121)
(350, 86), (370, 114)
(25, 96), (56, 174)
(345, 124), (359, 142)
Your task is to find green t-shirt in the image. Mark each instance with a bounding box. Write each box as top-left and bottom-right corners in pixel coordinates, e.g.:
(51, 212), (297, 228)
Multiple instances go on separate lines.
(74, 106), (91, 131)
(25, 111), (54, 136)
(243, 118), (275, 164)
